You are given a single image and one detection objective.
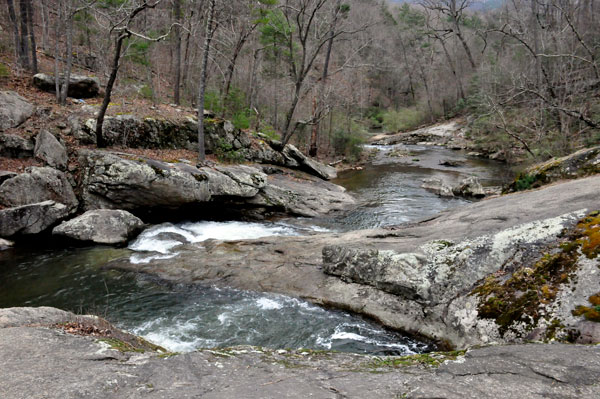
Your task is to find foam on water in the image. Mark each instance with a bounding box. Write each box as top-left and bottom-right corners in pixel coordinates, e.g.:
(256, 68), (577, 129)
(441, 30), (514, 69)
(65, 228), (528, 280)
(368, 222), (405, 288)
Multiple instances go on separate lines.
(128, 221), (304, 264)
(119, 287), (430, 355)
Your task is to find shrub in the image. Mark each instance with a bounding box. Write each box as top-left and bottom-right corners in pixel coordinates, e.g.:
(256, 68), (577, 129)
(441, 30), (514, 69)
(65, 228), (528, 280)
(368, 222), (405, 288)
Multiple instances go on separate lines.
(382, 108), (424, 132)
(214, 137), (245, 163)
(138, 84), (153, 100)
(0, 63), (9, 78)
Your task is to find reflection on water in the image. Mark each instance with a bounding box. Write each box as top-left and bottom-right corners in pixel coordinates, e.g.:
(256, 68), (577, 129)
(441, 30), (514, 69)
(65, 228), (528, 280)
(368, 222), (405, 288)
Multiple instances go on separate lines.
(315, 145), (511, 230)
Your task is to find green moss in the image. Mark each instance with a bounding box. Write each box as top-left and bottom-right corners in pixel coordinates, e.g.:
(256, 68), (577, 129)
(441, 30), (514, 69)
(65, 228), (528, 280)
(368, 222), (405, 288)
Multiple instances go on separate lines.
(472, 211), (600, 335)
(366, 350), (466, 369)
(575, 213), (600, 259)
(572, 292), (600, 322)
(100, 338), (146, 353)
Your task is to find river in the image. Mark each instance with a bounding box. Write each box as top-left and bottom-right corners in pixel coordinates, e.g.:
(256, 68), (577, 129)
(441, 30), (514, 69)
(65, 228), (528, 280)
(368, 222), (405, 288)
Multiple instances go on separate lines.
(0, 144), (509, 355)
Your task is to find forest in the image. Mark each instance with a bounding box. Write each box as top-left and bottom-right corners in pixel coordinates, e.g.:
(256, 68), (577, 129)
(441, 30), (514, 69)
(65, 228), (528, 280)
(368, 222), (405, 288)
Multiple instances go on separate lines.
(2, 0), (600, 162)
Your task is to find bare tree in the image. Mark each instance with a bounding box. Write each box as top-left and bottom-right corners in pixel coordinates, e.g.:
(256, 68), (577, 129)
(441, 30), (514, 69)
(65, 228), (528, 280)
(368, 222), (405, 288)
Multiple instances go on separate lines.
(94, 0), (172, 147)
(197, 0), (217, 162)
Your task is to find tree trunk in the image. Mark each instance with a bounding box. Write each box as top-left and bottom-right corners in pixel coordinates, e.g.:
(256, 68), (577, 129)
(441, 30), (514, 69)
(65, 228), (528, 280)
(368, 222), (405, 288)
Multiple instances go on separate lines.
(438, 36), (464, 100)
(222, 30), (248, 106)
(25, 0), (37, 73)
(60, 13), (73, 105)
(6, 0), (21, 67)
(453, 23), (476, 70)
(54, 1), (62, 104)
(18, 0), (30, 70)
(40, 0), (50, 52)
(173, 0), (182, 105)
(96, 34), (127, 148)
(197, 0), (216, 162)
(309, 0), (341, 158)
(282, 81), (302, 145)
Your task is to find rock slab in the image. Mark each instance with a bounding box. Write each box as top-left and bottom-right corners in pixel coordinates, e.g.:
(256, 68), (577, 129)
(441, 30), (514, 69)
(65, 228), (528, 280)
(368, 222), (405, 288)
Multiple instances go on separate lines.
(0, 307), (599, 399)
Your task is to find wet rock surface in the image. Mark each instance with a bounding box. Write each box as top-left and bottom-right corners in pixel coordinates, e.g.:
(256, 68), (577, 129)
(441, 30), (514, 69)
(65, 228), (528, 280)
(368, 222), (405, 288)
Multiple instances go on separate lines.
(1, 307), (598, 399)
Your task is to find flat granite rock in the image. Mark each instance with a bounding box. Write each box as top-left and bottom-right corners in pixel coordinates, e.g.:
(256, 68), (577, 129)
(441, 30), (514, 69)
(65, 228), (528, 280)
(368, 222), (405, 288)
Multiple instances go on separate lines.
(0, 307), (598, 399)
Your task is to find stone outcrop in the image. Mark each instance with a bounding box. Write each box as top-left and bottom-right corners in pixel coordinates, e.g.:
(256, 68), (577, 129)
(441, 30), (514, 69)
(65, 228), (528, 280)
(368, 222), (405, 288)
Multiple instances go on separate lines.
(53, 210), (145, 245)
(0, 91), (35, 131)
(80, 115), (197, 148)
(0, 201), (70, 237)
(1, 307), (599, 399)
(0, 133), (34, 158)
(34, 130), (68, 169)
(79, 150), (351, 218)
(108, 175), (600, 349)
(0, 166), (78, 211)
(74, 115), (336, 179)
(33, 73), (100, 98)
(508, 145), (600, 192)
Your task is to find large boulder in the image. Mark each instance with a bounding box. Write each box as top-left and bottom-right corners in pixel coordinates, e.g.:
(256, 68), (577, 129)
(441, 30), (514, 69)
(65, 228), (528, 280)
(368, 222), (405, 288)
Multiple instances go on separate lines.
(34, 130), (68, 169)
(79, 150), (351, 218)
(0, 133), (34, 158)
(0, 167), (78, 211)
(0, 201), (70, 237)
(32, 73), (100, 98)
(0, 91), (35, 131)
(80, 115), (196, 148)
(53, 209), (144, 245)
(79, 150), (263, 211)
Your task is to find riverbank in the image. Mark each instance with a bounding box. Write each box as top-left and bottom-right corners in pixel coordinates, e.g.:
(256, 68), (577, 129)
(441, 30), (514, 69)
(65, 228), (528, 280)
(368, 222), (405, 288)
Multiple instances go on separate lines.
(1, 307), (598, 399)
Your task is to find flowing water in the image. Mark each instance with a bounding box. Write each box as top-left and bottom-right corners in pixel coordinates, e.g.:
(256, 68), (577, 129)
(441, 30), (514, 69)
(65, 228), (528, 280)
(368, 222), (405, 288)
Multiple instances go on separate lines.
(0, 144), (509, 355)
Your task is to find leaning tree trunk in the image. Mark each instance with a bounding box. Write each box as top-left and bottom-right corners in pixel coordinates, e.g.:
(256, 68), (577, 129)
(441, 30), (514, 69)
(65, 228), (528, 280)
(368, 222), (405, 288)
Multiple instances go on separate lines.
(197, 0), (216, 162)
(96, 34), (127, 148)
